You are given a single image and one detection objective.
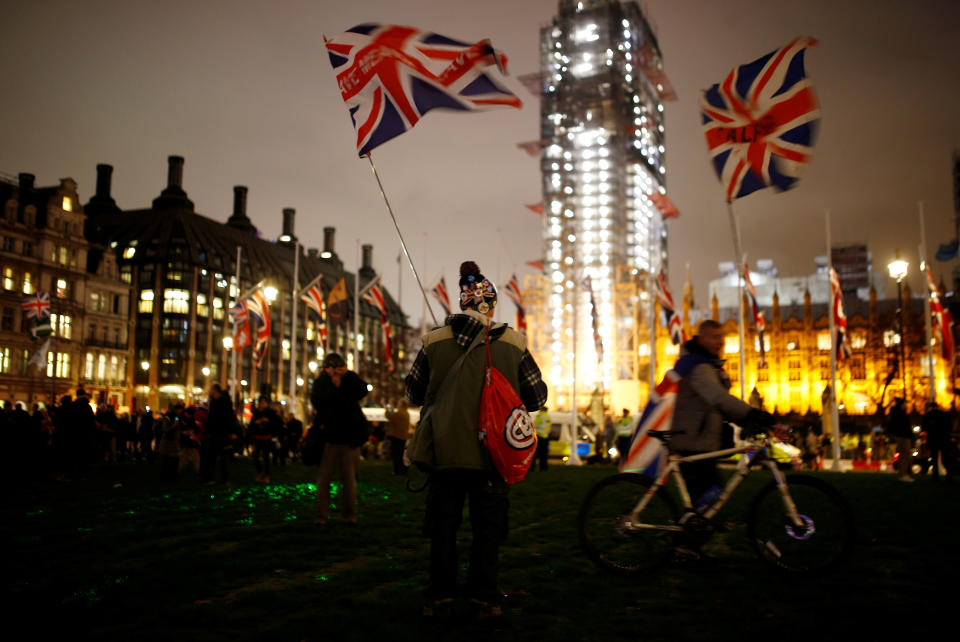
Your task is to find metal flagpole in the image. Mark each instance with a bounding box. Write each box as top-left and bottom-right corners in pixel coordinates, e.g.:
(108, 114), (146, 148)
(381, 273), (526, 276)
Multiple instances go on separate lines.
(726, 203), (746, 399)
(919, 201), (935, 404)
(288, 241), (299, 414)
(569, 229), (581, 465)
(366, 153), (438, 326)
(648, 217), (657, 396)
(826, 210), (842, 471)
(353, 239), (360, 372)
(230, 245), (241, 415)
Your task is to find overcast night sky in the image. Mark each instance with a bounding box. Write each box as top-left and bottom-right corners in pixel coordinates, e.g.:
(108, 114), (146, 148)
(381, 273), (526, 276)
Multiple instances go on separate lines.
(2, 0), (959, 324)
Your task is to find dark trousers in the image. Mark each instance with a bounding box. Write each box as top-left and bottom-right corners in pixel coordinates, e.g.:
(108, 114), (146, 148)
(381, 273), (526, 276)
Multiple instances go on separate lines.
(388, 437), (407, 475)
(253, 440), (272, 475)
(425, 470), (509, 602)
(535, 436), (550, 470)
(207, 442), (232, 483)
(678, 457), (721, 507)
(616, 436), (632, 462)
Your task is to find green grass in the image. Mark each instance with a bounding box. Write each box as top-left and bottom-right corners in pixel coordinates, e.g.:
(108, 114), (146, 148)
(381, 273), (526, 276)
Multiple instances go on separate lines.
(4, 457), (957, 641)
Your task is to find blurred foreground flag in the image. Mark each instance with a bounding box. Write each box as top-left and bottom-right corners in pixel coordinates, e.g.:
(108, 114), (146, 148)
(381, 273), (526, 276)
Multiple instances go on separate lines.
(326, 24), (522, 156)
(700, 37), (820, 202)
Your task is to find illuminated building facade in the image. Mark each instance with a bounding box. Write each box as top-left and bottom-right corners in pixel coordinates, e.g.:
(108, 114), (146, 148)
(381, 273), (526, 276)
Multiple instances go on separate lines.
(535, 0), (675, 411)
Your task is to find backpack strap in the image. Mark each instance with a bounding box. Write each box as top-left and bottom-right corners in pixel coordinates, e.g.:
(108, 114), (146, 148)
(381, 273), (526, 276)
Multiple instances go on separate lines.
(417, 328), (487, 429)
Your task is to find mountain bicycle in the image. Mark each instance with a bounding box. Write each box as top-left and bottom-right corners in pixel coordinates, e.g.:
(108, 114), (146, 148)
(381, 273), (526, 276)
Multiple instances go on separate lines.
(578, 428), (855, 573)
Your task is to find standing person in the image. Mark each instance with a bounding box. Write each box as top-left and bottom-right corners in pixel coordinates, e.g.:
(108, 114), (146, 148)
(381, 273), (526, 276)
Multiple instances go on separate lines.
(178, 406), (202, 477)
(533, 407), (552, 471)
(72, 390), (97, 472)
(204, 384), (237, 485)
(614, 408), (635, 463)
(922, 401), (952, 482)
(250, 397), (280, 483)
(157, 404), (183, 482)
(136, 410), (155, 464)
(385, 399), (412, 475)
(668, 320), (774, 556)
(284, 411), (304, 463)
(888, 397), (914, 482)
(405, 261), (548, 618)
(311, 352), (369, 525)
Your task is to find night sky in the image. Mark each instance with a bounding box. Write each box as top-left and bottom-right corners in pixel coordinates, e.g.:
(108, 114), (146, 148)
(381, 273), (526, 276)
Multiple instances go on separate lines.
(2, 0), (958, 325)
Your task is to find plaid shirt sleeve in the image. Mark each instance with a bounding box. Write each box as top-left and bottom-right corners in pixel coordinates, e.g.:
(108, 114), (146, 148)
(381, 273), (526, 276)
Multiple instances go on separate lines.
(405, 348), (430, 406)
(518, 349), (548, 412)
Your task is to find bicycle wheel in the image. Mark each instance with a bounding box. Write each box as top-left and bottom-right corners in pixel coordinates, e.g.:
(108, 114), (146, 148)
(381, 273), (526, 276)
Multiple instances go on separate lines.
(578, 473), (680, 574)
(747, 475), (855, 573)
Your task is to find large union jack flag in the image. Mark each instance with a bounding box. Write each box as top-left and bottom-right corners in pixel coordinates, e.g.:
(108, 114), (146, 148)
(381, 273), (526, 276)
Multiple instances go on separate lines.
(654, 269), (685, 346)
(829, 268), (852, 361)
(229, 300), (252, 352)
(742, 263), (766, 366)
(430, 276), (451, 317)
(926, 268), (955, 364)
(620, 370), (679, 477)
(700, 36), (820, 202)
(503, 273), (527, 334)
(21, 291), (51, 320)
(246, 290), (272, 369)
(300, 281), (327, 348)
(326, 24), (522, 156)
(362, 282), (393, 372)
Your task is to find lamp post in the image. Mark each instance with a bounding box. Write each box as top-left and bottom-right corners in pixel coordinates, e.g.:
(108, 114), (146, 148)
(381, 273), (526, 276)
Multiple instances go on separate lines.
(888, 252), (909, 403)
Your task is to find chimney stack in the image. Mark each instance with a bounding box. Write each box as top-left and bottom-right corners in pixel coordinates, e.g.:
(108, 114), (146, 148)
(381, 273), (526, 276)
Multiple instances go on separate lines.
(233, 186), (248, 219)
(95, 164), (113, 198)
(359, 243), (376, 278)
(167, 155), (184, 189)
(18, 172), (35, 196)
(323, 227), (336, 254)
(281, 208), (297, 242)
(307, 248), (319, 260)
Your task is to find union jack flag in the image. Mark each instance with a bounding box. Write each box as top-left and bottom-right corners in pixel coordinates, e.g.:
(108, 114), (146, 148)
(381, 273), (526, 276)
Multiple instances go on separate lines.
(654, 269), (686, 346)
(21, 291), (51, 320)
(926, 268), (955, 364)
(583, 276), (603, 364)
(700, 36), (820, 202)
(503, 273), (526, 334)
(300, 281), (327, 348)
(649, 192), (680, 219)
(829, 267), (852, 361)
(430, 276), (451, 317)
(246, 290), (272, 369)
(229, 300), (251, 352)
(326, 24), (523, 156)
(742, 263), (766, 366)
(362, 282), (393, 371)
(620, 370), (678, 477)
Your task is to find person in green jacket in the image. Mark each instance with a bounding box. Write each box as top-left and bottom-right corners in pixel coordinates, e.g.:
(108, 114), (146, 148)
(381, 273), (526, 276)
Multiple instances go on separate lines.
(405, 261), (547, 618)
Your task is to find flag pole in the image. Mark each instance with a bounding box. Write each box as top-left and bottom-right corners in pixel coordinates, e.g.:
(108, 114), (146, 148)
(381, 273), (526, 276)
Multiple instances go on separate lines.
(648, 217), (657, 397)
(230, 245), (241, 416)
(354, 239), (361, 372)
(919, 201), (935, 404)
(826, 210), (842, 471)
(366, 153), (438, 326)
(726, 203), (746, 399)
(288, 240), (299, 415)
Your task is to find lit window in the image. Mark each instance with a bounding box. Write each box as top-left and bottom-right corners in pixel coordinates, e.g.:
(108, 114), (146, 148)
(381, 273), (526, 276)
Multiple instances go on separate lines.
(163, 289), (190, 314)
(817, 332), (832, 351)
(196, 293), (209, 317)
(754, 336), (770, 353)
(2, 267), (13, 291)
(0, 347), (9, 374)
(22, 272), (33, 295)
(56, 278), (68, 298)
(84, 353), (94, 379)
(724, 336), (739, 355)
(139, 290), (154, 314)
(123, 247), (136, 259)
(97, 354), (106, 381)
(850, 331), (866, 350)
(62, 196), (72, 211)
(883, 330), (900, 348)
(59, 247), (68, 266)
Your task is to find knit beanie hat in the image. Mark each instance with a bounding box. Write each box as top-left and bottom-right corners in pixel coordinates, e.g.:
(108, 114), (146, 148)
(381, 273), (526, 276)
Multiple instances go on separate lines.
(458, 261), (497, 314)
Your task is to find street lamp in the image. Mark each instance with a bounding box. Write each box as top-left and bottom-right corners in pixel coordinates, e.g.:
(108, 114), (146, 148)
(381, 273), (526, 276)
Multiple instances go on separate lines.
(201, 366), (211, 377)
(222, 336), (234, 350)
(263, 285), (279, 303)
(887, 251), (909, 402)
(140, 360), (150, 371)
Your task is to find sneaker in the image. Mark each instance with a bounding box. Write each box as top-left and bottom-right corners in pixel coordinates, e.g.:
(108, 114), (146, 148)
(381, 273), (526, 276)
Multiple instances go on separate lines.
(422, 598), (456, 618)
(467, 598), (503, 619)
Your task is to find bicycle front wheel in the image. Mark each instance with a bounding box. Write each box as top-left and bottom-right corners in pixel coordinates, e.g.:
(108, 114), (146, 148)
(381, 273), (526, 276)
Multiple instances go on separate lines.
(578, 473), (680, 575)
(747, 475), (855, 573)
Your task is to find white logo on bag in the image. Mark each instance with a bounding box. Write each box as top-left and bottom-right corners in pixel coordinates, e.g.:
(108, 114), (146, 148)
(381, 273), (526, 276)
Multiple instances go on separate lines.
(505, 408), (535, 450)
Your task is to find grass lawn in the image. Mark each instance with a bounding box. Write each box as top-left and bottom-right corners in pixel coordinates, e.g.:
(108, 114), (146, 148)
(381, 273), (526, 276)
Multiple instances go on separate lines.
(5, 456), (957, 641)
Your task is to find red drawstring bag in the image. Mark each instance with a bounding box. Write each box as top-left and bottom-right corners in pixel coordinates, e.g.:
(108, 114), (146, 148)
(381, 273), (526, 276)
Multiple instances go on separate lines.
(478, 323), (537, 484)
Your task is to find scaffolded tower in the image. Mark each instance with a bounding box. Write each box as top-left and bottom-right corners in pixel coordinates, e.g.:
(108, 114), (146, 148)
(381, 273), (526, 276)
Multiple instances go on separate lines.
(531, 0), (675, 413)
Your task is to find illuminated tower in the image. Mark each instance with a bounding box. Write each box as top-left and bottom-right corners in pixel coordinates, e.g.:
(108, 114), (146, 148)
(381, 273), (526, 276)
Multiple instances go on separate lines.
(537, 0), (674, 411)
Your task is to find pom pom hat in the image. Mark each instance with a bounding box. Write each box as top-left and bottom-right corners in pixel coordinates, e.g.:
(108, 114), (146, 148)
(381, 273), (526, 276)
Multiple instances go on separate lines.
(458, 261), (497, 314)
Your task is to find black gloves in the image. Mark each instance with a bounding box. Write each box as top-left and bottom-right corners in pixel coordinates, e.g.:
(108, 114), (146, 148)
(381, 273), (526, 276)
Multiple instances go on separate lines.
(742, 409), (775, 438)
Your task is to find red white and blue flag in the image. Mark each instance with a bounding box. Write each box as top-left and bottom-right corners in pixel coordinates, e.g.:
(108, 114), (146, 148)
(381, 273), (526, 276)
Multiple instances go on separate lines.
(742, 263), (766, 366)
(926, 267), (955, 364)
(829, 267), (852, 362)
(21, 291), (51, 320)
(431, 276), (452, 317)
(326, 24), (523, 156)
(300, 281), (328, 348)
(503, 273), (527, 334)
(363, 282), (394, 372)
(246, 290), (272, 369)
(654, 269), (685, 346)
(620, 370), (680, 477)
(229, 300), (252, 352)
(700, 36), (820, 202)
(583, 276), (604, 365)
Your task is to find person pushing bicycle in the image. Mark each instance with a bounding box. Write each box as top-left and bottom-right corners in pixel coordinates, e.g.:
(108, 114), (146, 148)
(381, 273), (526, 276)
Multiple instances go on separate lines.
(669, 321), (776, 528)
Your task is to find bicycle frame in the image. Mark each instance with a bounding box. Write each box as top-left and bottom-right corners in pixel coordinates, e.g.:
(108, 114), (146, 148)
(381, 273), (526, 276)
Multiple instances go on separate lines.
(628, 437), (805, 531)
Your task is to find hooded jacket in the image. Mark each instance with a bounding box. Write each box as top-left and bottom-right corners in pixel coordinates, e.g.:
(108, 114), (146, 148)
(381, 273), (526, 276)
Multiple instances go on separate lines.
(668, 338), (753, 452)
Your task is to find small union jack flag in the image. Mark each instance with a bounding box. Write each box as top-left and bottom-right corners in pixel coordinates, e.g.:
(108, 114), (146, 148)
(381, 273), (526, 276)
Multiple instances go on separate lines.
(229, 300), (251, 352)
(246, 290), (272, 369)
(430, 276), (451, 317)
(926, 267), (955, 364)
(649, 192), (680, 219)
(300, 281), (327, 347)
(829, 268), (852, 361)
(21, 291), (51, 320)
(654, 269), (686, 346)
(742, 263), (766, 366)
(326, 24), (522, 156)
(700, 36), (820, 202)
(362, 282), (393, 371)
(503, 273), (527, 334)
